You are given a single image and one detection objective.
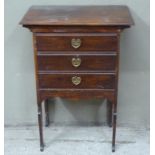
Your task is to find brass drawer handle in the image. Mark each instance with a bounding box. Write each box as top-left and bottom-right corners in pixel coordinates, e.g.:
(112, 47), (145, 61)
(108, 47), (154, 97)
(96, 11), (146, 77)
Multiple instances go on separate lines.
(72, 76), (81, 85)
(72, 57), (81, 67)
(71, 38), (81, 49)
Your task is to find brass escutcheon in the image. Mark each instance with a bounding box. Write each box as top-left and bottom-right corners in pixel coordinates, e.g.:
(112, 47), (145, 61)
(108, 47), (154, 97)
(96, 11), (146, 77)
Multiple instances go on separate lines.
(71, 57), (81, 67)
(71, 76), (81, 85)
(71, 38), (81, 49)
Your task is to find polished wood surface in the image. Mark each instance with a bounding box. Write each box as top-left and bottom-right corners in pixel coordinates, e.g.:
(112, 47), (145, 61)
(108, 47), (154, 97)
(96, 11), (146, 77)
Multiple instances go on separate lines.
(20, 5), (134, 26)
(29, 26), (128, 33)
(35, 33), (118, 51)
(38, 73), (115, 89)
(37, 54), (116, 71)
(40, 90), (115, 101)
(20, 5), (134, 152)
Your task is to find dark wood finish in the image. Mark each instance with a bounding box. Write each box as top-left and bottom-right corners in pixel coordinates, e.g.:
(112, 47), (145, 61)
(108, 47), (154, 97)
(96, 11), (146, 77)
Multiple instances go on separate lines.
(28, 26), (125, 33)
(35, 33), (118, 51)
(20, 5), (134, 152)
(40, 89), (115, 101)
(37, 54), (116, 72)
(37, 103), (44, 151)
(38, 73), (115, 89)
(20, 5), (134, 26)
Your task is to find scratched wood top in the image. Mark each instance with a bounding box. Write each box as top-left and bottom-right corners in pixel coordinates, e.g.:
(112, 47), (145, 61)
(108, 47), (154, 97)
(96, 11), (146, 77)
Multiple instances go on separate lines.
(20, 5), (134, 26)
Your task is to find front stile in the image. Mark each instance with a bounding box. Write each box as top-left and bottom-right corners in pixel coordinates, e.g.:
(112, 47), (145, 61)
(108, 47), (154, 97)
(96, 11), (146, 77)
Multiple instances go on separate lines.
(111, 30), (121, 152)
(33, 34), (44, 151)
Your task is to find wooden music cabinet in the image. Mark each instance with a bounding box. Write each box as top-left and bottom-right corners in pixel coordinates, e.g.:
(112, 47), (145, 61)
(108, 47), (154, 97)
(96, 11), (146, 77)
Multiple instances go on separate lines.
(20, 5), (134, 152)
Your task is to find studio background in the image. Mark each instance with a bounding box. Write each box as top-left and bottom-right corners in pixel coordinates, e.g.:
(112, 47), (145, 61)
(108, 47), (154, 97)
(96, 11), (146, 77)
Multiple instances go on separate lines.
(5, 0), (149, 128)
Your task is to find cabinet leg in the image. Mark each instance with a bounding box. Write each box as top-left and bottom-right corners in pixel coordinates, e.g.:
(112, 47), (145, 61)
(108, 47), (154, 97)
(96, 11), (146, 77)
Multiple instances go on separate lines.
(45, 99), (50, 127)
(112, 103), (117, 152)
(38, 103), (44, 151)
(107, 101), (112, 127)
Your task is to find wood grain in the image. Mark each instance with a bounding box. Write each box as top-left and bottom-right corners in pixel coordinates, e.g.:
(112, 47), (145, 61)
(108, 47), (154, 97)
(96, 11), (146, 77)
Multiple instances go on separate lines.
(20, 5), (134, 26)
(20, 5), (134, 152)
(37, 54), (117, 72)
(35, 33), (118, 51)
(38, 73), (116, 89)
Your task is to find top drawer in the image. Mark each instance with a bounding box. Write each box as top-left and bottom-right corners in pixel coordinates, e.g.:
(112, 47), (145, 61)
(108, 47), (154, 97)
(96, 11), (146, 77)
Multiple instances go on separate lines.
(35, 33), (118, 52)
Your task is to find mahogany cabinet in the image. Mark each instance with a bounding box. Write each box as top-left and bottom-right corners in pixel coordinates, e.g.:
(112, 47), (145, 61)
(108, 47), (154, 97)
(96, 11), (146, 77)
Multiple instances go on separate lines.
(20, 5), (134, 152)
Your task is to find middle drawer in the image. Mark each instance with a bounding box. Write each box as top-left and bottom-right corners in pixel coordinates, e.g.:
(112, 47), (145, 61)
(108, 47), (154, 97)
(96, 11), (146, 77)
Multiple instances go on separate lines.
(37, 54), (116, 72)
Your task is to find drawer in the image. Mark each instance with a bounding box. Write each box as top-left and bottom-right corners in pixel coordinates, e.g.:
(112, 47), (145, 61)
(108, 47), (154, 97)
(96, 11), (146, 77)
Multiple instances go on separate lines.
(38, 73), (115, 89)
(37, 54), (116, 72)
(35, 33), (118, 51)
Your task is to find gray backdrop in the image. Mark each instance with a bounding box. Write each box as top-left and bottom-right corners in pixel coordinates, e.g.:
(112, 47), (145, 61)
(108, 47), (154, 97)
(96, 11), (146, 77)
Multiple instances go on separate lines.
(5, 0), (150, 128)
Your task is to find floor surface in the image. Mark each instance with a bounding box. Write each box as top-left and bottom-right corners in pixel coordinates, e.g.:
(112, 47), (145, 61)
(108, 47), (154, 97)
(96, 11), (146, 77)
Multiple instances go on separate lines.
(5, 126), (149, 155)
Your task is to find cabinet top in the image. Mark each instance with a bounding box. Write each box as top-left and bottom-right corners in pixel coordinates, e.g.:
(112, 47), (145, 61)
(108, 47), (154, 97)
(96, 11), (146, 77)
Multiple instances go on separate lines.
(20, 5), (134, 27)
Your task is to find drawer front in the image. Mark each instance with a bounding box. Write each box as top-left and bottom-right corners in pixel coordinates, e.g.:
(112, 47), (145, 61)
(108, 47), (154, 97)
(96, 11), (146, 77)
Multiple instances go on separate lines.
(38, 73), (115, 89)
(37, 55), (116, 72)
(35, 33), (118, 51)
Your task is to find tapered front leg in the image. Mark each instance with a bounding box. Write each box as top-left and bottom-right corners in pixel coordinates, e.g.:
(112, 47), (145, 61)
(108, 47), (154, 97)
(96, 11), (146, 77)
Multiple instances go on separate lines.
(112, 101), (117, 152)
(45, 99), (50, 127)
(38, 102), (44, 151)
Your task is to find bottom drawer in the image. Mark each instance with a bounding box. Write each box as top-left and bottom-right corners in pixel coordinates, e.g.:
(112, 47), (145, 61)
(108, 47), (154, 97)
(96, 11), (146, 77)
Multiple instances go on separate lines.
(38, 73), (115, 89)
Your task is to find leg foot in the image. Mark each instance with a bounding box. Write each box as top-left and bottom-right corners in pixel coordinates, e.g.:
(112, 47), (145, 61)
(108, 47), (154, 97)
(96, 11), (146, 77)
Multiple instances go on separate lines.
(109, 122), (112, 128)
(40, 144), (44, 152)
(112, 145), (115, 152)
(45, 115), (49, 127)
